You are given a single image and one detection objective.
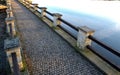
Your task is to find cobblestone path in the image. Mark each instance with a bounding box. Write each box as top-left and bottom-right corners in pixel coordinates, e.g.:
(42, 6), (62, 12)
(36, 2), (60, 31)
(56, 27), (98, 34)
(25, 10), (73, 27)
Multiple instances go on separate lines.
(11, 0), (105, 75)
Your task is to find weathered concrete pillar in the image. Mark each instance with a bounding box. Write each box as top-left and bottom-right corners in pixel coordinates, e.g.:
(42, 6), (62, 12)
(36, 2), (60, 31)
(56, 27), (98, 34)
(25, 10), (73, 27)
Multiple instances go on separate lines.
(40, 7), (47, 18)
(53, 13), (62, 27)
(21, 0), (25, 5)
(33, 4), (38, 12)
(77, 26), (95, 50)
(19, 0), (24, 3)
(7, 2), (12, 10)
(24, 0), (28, 6)
(7, 0), (11, 6)
(27, 1), (32, 9)
(4, 38), (23, 71)
(26, 0), (32, 4)
(5, 17), (16, 37)
(6, 9), (13, 17)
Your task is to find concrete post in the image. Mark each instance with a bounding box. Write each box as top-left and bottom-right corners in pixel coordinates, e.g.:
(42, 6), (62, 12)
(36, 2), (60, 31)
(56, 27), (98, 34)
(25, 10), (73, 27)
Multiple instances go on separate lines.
(6, 9), (13, 17)
(77, 26), (95, 50)
(26, 0), (32, 4)
(22, 0), (25, 5)
(24, 0), (28, 6)
(7, 3), (12, 10)
(27, 2), (31, 8)
(53, 13), (62, 27)
(4, 38), (23, 71)
(40, 7), (47, 18)
(7, 2), (12, 10)
(33, 4), (38, 12)
(19, 0), (24, 3)
(5, 17), (16, 37)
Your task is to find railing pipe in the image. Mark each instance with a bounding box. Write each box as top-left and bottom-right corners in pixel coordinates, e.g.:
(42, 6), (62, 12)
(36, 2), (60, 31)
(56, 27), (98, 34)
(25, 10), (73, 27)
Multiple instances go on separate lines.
(88, 35), (120, 57)
(58, 25), (77, 40)
(44, 16), (53, 22)
(87, 45), (120, 71)
(45, 10), (53, 16)
(58, 18), (78, 31)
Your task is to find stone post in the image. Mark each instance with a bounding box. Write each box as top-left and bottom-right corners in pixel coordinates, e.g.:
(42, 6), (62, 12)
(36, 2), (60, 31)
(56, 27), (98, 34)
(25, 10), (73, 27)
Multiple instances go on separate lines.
(27, 2), (31, 8)
(5, 17), (16, 37)
(22, 0), (25, 5)
(4, 38), (23, 71)
(53, 13), (62, 27)
(19, 0), (24, 3)
(24, 0), (28, 6)
(77, 26), (95, 50)
(6, 9), (13, 17)
(26, 0), (32, 4)
(33, 4), (38, 12)
(7, 2), (12, 10)
(40, 7), (47, 18)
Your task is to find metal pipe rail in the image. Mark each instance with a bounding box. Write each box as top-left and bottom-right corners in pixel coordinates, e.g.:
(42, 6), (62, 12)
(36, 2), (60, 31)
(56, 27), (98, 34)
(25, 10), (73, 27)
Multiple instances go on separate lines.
(58, 18), (79, 31)
(45, 10), (53, 16)
(88, 35), (120, 57)
(44, 15), (53, 22)
(36, 6), (42, 9)
(36, 10), (41, 14)
(58, 25), (77, 40)
(36, 6), (54, 16)
(87, 45), (120, 71)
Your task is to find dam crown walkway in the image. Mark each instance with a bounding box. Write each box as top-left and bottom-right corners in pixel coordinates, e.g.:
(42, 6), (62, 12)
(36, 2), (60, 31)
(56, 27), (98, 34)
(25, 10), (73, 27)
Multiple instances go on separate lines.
(11, 0), (105, 74)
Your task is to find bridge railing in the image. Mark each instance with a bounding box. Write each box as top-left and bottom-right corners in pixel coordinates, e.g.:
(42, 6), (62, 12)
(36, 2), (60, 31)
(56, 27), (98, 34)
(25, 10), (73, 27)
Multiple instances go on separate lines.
(19, 0), (120, 72)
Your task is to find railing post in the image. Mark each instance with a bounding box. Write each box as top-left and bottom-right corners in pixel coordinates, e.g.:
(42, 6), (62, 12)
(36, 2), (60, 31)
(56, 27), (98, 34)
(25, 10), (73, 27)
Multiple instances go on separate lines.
(22, 0), (25, 5)
(5, 17), (16, 37)
(77, 26), (95, 50)
(40, 7), (47, 18)
(6, 0), (12, 10)
(6, 9), (13, 17)
(27, 0), (32, 4)
(33, 4), (38, 12)
(4, 38), (23, 73)
(53, 13), (62, 27)
(21, 0), (24, 3)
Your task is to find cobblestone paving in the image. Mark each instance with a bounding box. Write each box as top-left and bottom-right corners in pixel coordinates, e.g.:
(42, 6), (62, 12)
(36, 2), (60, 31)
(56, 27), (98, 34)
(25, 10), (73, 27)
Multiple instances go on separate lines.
(12, 0), (105, 75)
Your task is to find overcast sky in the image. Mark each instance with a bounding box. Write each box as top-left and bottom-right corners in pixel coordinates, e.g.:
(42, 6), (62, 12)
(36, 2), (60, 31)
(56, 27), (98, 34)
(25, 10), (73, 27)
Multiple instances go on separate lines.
(32, 0), (120, 24)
